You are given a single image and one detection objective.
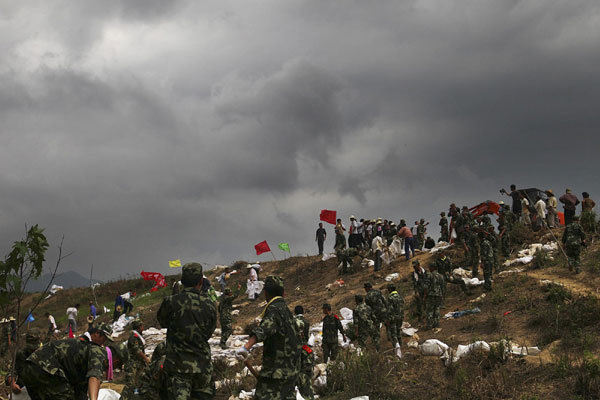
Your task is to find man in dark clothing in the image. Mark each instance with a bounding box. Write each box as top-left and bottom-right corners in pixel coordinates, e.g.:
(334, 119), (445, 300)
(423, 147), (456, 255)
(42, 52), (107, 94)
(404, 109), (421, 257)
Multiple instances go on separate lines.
(560, 188), (580, 225)
(321, 303), (346, 363)
(504, 184), (522, 219)
(236, 276), (301, 400)
(316, 223), (327, 255)
(157, 262), (217, 400)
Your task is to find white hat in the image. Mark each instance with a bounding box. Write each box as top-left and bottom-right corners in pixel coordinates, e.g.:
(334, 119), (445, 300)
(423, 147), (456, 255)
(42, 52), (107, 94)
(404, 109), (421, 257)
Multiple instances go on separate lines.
(350, 215), (356, 219)
(499, 201), (504, 205)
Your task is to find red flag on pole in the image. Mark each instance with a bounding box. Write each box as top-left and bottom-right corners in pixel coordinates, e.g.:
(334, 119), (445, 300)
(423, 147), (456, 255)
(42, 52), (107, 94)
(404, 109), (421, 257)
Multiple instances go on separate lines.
(254, 240), (271, 255)
(320, 209), (337, 225)
(140, 271), (167, 292)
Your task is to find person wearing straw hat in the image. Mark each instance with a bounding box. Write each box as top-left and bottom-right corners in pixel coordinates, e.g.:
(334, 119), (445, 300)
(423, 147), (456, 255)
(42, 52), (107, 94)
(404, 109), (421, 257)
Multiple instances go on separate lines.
(21, 322), (113, 400)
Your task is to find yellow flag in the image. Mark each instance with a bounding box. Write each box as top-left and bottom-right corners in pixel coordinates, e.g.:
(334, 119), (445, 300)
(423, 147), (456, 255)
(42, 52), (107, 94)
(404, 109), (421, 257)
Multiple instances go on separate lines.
(169, 259), (182, 268)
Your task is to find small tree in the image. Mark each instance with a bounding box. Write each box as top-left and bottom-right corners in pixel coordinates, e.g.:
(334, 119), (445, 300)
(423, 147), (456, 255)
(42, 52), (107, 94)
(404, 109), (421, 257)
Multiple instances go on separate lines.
(0, 225), (66, 399)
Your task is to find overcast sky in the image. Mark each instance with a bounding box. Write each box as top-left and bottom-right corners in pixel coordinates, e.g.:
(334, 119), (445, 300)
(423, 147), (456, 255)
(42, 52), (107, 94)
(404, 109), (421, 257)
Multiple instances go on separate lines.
(1, 0), (599, 281)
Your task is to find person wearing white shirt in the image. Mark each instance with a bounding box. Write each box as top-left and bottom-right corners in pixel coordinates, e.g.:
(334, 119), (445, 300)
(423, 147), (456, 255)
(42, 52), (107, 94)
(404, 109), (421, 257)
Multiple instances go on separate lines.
(520, 195), (531, 226)
(535, 197), (547, 227)
(66, 304), (79, 333)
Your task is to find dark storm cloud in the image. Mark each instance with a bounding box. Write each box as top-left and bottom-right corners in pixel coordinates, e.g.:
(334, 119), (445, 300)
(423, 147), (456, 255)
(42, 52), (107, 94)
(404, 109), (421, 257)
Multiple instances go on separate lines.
(1, 1), (599, 280)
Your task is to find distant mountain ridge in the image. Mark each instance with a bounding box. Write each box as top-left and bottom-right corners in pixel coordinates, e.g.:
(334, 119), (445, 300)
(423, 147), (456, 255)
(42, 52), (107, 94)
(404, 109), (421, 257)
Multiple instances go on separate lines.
(25, 270), (103, 292)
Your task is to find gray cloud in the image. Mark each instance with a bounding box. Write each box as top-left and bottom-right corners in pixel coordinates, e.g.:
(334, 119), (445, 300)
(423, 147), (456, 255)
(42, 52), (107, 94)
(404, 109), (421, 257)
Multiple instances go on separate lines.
(1, 1), (599, 280)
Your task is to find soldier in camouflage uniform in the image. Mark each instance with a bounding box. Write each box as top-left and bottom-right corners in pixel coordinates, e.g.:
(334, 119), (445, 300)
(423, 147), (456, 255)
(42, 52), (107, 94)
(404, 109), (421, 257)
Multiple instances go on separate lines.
(334, 219), (346, 251)
(294, 305), (314, 400)
(386, 284), (404, 348)
(498, 204), (514, 257)
(479, 231), (495, 291)
(463, 224), (480, 277)
(321, 303), (346, 363)
(151, 340), (166, 362)
(364, 283), (387, 341)
(353, 294), (379, 349)
(121, 320), (151, 399)
(439, 212), (449, 242)
(416, 219), (426, 250)
(236, 275), (302, 400)
(157, 262), (217, 400)
(435, 254), (468, 296)
(562, 215), (587, 274)
(336, 247), (361, 274)
(5, 328), (42, 394)
(21, 322), (112, 400)
(219, 286), (240, 349)
(411, 260), (429, 320)
(0, 319), (9, 356)
(425, 263), (445, 329)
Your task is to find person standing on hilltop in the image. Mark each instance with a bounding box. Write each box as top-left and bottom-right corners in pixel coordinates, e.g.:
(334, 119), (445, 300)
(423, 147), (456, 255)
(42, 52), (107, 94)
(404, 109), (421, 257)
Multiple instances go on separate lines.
(157, 263), (217, 399)
(439, 212), (449, 242)
(560, 188), (580, 225)
(502, 184), (522, 220)
(315, 223), (327, 255)
(66, 304), (79, 334)
(425, 263), (445, 330)
(334, 219), (346, 251)
(396, 223), (415, 260)
(349, 215), (360, 249)
(546, 190), (559, 228)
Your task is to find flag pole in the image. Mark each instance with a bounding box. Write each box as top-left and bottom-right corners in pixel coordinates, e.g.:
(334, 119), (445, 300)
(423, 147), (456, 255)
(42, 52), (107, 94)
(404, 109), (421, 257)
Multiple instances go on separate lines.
(270, 251), (277, 261)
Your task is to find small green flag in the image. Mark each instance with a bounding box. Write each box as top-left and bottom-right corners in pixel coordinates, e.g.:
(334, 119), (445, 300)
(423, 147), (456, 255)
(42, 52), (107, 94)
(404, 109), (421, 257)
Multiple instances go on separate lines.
(278, 243), (290, 253)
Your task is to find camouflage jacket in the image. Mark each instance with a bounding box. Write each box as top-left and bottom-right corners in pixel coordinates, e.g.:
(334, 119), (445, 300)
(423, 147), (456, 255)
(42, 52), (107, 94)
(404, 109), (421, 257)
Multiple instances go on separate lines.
(8, 343), (39, 387)
(353, 303), (375, 331)
(27, 338), (106, 383)
(251, 297), (301, 380)
(465, 230), (480, 252)
(218, 293), (238, 322)
(417, 224), (425, 239)
(365, 289), (388, 321)
(452, 213), (465, 232)
(157, 287), (217, 374)
(322, 314), (344, 344)
(439, 217), (448, 228)
(435, 257), (452, 276)
(562, 222), (585, 247)
(151, 340), (166, 363)
(488, 230), (500, 249)
(294, 314), (310, 344)
(387, 291), (405, 321)
(127, 331), (146, 364)
(480, 237), (494, 264)
(427, 271), (445, 298)
(412, 269), (430, 295)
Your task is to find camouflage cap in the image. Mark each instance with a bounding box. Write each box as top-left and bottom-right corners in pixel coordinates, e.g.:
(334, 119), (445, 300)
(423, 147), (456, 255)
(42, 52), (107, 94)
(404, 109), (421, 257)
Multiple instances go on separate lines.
(182, 262), (203, 283)
(131, 319), (143, 331)
(264, 275), (284, 292)
(96, 322), (114, 342)
(26, 328), (42, 345)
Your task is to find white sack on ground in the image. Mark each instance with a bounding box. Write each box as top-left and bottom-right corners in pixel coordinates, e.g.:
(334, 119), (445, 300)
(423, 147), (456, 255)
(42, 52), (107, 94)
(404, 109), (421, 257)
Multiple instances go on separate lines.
(420, 339), (450, 356)
(385, 273), (399, 281)
(322, 253), (336, 261)
(462, 277), (485, 287)
(98, 389), (121, 400)
(340, 307), (353, 321)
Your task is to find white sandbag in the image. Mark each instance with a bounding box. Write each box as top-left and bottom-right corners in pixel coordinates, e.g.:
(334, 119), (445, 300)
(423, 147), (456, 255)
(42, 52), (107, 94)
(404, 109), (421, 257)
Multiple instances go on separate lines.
(462, 277), (485, 287)
(12, 388), (31, 400)
(361, 259), (375, 268)
(322, 253), (336, 261)
(314, 375), (327, 387)
(384, 273), (399, 282)
(452, 268), (471, 278)
(350, 396), (369, 400)
(420, 339), (450, 356)
(339, 307), (353, 321)
(402, 327), (418, 336)
(510, 345), (541, 356)
(455, 341), (490, 360)
(395, 343), (402, 359)
(98, 389), (121, 400)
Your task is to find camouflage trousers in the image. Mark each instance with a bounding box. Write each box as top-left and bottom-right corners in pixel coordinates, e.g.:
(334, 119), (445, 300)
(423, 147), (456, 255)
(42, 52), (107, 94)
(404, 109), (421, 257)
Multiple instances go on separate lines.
(297, 350), (315, 400)
(493, 249), (500, 273)
(255, 376), (298, 400)
(387, 318), (403, 346)
(357, 324), (380, 350)
(482, 261), (493, 291)
(440, 228), (449, 243)
(20, 362), (87, 400)
(426, 296), (443, 329)
(165, 370), (215, 400)
(414, 292), (425, 319)
(565, 244), (582, 272)
(467, 249), (479, 276)
(121, 360), (146, 399)
(220, 318), (232, 347)
(501, 234), (511, 257)
(322, 342), (339, 363)
(334, 234), (346, 251)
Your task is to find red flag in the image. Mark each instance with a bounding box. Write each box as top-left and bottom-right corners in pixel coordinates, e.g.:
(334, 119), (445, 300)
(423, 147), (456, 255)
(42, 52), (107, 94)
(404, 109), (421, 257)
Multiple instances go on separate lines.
(140, 271), (167, 292)
(254, 240), (271, 255)
(320, 209), (336, 225)
(68, 325), (74, 338)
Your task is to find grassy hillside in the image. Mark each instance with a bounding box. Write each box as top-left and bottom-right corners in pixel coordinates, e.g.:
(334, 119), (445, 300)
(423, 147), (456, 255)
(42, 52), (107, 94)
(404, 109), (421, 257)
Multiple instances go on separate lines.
(3, 224), (600, 399)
